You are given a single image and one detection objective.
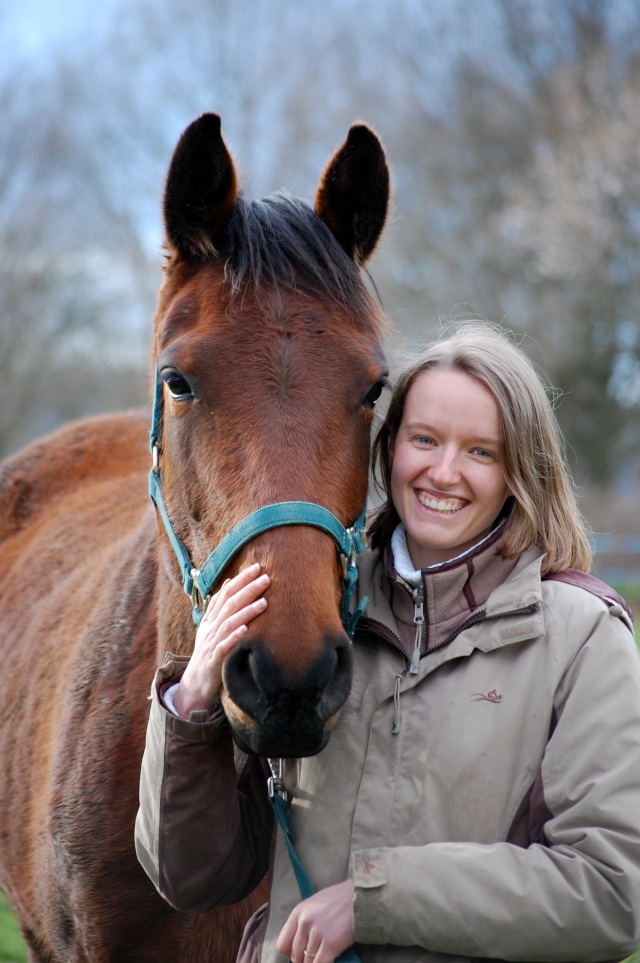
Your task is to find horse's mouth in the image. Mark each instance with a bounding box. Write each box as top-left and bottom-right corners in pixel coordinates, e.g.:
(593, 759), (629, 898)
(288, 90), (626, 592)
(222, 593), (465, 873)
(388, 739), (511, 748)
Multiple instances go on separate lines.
(221, 635), (353, 758)
(229, 714), (331, 759)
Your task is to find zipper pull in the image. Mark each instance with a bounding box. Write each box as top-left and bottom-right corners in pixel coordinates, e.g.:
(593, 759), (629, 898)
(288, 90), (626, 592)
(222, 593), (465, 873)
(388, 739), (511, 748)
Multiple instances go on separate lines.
(392, 675), (402, 734)
(410, 589), (424, 674)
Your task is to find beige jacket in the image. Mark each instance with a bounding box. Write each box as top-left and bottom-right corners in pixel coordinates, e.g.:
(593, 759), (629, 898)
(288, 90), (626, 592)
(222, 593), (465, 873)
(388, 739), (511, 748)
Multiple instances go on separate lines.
(136, 540), (640, 963)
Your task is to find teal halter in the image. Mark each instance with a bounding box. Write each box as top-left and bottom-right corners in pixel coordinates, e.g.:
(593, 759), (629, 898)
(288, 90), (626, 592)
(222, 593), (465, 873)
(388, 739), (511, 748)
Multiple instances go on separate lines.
(148, 372), (369, 633)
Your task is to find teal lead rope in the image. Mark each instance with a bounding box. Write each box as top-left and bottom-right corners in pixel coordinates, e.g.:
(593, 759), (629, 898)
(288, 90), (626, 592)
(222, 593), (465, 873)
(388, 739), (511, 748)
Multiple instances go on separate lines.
(268, 761), (362, 963)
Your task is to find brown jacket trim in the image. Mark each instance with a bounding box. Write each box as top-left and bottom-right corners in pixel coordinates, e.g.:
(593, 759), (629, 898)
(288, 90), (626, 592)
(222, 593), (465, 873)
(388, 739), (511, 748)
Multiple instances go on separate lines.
(506, 710), (557, 849)
(237, 903), (270, 963)
(545, 570), (634, 624)
(156, 703), (273, 912)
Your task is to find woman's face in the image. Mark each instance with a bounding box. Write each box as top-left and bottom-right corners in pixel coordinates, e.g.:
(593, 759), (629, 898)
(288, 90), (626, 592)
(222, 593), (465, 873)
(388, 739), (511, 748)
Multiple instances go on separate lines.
(390, 367), (510, 569)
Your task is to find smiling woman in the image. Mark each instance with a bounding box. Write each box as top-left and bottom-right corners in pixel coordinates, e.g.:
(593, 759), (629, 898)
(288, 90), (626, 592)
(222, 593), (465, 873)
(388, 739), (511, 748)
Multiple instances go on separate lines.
(137, 320), (640, 963)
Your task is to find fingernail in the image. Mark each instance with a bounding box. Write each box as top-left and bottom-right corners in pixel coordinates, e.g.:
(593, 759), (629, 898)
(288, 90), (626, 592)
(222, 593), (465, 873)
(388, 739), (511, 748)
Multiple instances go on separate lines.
(258, 573), (270, 585)
(256, 598), (268, 609)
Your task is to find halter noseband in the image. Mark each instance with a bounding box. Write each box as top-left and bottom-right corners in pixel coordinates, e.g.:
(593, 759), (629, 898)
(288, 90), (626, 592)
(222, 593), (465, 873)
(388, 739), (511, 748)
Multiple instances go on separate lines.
(148, 372), (369, 634)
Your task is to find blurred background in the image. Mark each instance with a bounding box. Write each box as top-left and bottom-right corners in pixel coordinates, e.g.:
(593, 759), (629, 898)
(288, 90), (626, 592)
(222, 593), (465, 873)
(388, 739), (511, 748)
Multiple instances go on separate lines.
(1, 0), (639, 593)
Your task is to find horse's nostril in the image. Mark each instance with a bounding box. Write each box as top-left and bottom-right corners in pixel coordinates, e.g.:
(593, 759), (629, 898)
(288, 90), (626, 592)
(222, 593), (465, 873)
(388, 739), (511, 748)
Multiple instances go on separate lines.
(334, 637), (352, 676)
(223, 642), (263, 716)
(227, 642), (252, 682)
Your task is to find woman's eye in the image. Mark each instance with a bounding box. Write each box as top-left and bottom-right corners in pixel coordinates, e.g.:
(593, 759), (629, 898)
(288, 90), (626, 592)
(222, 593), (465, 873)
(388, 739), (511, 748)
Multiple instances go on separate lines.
(363, 379), (388, 409)
(473, 448), (493, 459)
(163, 371), (194, 400)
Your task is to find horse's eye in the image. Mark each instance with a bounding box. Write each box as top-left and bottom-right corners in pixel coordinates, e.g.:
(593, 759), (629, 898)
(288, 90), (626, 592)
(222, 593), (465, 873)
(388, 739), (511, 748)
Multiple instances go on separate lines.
(363, 379), (389, 409)
(162, 370), (194, 401)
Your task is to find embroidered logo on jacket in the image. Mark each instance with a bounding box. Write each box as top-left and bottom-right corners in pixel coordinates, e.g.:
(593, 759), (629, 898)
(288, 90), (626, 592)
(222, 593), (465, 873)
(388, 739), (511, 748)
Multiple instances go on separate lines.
(471, 689), (503, 703)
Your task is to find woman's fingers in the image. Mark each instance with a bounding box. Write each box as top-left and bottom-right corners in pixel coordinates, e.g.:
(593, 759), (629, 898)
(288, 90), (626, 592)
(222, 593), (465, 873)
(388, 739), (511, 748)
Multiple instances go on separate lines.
(204, 594), (268, 663)
(173, 564), (270, 718)
(202, 563), (263, 621)
(200, 570), (269, 642)
(202, 566), (270, 636)
(276, 880), (355, 963)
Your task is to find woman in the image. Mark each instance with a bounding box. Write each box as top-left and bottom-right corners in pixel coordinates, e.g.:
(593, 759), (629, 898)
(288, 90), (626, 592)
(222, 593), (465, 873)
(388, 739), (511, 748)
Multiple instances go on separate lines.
(136, 322), (640, 962)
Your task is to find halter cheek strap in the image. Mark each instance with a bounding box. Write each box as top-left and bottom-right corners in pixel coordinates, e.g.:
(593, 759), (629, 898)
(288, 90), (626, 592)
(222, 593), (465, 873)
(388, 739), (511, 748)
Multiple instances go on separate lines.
(148, 372), (369, 633)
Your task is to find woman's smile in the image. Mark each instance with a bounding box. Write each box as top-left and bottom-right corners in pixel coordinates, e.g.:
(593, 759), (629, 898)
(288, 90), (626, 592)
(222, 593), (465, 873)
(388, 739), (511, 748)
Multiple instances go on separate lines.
(415, 490), (466, 513)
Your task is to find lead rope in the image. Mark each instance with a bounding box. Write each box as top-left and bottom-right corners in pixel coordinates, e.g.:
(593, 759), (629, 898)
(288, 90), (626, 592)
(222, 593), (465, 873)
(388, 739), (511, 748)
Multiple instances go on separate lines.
(268, 760), (362, 963)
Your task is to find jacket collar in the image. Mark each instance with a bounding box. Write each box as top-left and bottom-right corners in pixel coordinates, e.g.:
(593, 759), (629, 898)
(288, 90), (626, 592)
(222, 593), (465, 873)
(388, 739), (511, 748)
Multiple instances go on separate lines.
(388, 523), (520, 654)
(355, 540), (545, 660)
(389, 517), (508, 583)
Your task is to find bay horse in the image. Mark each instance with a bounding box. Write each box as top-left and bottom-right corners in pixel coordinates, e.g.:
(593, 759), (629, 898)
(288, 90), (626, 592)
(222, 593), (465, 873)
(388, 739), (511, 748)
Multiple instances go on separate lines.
(0, 114), (389, 962)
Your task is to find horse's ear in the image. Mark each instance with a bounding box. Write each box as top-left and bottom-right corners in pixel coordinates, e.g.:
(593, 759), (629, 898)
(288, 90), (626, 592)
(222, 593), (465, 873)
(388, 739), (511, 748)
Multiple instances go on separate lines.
(315, 124), (389, 266)
(164, 113), (238, 259)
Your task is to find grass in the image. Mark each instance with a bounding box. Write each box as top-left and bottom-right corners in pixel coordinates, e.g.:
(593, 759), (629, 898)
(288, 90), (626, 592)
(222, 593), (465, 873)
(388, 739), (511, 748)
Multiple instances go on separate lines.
(0, 896), (26, 963)
(609, 581), (640, 648)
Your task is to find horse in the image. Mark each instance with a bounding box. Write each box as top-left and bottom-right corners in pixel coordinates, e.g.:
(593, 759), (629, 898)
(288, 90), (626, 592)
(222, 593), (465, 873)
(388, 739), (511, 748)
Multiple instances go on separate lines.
(0, 113), (389, 962)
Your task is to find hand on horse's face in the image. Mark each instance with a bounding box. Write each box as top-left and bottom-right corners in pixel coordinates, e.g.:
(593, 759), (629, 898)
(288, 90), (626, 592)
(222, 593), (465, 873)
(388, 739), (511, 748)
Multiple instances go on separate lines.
(173, 564), (270, 719)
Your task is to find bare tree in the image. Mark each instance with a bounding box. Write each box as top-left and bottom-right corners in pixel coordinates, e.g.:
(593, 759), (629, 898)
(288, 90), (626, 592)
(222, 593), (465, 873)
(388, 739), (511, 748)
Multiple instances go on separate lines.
(0, 53), (155, 456)
(3, 0), (639, 493)
(377, 0), (640, 485)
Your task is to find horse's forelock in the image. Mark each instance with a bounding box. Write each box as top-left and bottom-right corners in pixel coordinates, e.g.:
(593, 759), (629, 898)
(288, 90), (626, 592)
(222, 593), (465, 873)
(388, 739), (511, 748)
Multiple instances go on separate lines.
(221, 193), (377, 319)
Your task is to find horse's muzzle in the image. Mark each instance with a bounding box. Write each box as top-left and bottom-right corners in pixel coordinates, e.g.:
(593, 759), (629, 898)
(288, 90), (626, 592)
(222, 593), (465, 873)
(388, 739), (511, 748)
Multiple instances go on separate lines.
(221, 634), (354, 757)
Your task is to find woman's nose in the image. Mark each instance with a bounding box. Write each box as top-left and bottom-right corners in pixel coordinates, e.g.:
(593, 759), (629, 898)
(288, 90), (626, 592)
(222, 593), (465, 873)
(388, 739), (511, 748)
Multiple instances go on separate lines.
(427, 448), (460, 486)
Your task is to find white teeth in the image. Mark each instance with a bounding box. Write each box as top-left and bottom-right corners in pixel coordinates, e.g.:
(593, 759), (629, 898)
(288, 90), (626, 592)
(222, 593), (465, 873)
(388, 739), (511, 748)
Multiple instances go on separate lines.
(418, 494), (463, 513)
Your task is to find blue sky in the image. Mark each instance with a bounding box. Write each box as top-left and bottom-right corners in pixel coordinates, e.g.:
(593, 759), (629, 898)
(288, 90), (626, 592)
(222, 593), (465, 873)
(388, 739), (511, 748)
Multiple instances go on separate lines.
(2, 0), (119, 59)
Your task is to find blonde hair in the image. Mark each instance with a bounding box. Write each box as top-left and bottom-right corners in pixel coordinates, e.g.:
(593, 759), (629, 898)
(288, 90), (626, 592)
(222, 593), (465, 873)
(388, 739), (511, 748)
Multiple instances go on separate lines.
(369, 321), (592, 575)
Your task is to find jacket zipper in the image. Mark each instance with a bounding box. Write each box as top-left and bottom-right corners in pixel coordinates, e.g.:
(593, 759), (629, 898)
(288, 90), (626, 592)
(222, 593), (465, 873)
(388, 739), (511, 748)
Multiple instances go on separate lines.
(409, 586), (424, 674)
(392, 675), (402, 735)
(358, 603), (540, 735)
(358, 604), (539, 659)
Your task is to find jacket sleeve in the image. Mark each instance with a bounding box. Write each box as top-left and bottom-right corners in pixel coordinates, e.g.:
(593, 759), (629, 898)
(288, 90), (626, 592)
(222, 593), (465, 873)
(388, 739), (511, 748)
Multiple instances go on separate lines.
(135, 655), (273, 913)
(352, 604), (640, 961)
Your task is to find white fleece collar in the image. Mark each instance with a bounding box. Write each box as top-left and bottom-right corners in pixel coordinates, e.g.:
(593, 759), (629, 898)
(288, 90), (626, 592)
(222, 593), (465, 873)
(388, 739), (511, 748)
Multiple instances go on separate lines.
(390, 517), (508, 584)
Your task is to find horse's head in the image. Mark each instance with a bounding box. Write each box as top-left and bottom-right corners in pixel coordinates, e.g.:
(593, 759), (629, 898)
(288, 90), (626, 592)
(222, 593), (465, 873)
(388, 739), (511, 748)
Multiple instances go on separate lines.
(152, 113), (389, 757)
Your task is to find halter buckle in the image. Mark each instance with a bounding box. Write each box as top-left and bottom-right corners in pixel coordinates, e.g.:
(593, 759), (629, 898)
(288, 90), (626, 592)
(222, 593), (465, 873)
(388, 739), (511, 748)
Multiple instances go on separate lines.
(339, 553), (349, 581)
(267, 758), (288, 801)
(189, 568), (210, 621)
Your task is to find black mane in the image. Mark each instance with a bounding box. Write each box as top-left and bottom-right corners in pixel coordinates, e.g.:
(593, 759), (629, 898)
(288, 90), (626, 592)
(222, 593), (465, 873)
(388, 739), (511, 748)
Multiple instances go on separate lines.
(221, 192), (375, 314)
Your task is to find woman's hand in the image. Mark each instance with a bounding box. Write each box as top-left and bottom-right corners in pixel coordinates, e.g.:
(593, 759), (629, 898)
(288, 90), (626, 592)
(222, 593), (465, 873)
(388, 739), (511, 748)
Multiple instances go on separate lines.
(276, 879), (355, 963)
(173, 563), (270, 718)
